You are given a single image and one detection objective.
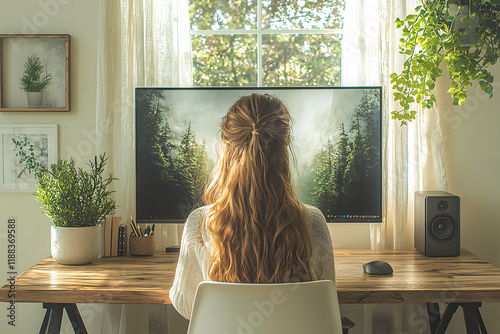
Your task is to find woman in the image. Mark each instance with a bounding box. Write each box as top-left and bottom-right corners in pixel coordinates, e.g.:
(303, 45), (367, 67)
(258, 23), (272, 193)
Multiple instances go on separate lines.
(169, 93), (335, 319)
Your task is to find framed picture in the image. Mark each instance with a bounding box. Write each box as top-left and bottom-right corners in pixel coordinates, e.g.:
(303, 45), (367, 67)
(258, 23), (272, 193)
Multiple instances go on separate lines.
(0, 124), (58, 191)
(0, 34), (70, 112)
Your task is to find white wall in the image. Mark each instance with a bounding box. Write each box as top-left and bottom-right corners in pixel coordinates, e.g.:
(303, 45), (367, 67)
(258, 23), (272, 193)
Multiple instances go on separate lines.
(1, 1), (499, 333)
(0, 0), (100, 333)
(438, 62), (500, 333)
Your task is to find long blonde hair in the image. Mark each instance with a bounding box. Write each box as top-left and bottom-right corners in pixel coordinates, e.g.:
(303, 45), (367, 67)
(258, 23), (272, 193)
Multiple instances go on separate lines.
(203, 93), (314, 283)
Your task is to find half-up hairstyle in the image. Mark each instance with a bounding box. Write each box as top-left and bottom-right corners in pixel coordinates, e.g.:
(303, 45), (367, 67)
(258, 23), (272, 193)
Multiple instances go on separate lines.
(203, 93), (314, 283)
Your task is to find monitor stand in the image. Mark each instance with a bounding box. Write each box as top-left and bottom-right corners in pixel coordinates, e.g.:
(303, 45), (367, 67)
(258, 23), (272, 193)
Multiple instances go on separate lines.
(165, 246), (180, 253)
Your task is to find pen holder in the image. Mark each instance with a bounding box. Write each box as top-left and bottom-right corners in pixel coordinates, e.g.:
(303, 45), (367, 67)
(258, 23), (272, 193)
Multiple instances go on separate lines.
(129, 235), (155, 256)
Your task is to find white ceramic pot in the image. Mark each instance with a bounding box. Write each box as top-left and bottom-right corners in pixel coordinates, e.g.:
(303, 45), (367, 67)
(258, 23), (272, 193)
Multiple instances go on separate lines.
(51, 225), (101, 265)
(26, 92), (43, 107)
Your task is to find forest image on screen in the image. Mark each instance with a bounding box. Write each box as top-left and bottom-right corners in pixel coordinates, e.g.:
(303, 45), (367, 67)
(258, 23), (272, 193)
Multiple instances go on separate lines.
(136, 88), (381, 223)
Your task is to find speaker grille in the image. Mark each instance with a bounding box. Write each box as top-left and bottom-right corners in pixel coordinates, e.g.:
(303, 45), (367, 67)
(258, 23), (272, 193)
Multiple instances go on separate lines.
(430, 216), (454, 240)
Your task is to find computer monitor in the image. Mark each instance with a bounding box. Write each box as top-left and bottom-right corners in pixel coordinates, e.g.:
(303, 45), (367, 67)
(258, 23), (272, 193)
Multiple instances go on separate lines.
(135, 87), (382, 223)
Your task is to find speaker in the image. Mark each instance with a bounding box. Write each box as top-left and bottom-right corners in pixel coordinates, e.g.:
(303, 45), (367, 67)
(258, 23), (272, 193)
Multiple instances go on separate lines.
(414, 191), (460, 257)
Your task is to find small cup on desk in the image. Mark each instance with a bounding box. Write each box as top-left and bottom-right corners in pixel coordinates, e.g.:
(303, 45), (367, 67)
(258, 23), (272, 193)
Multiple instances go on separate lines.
(129, 235), (155, 256)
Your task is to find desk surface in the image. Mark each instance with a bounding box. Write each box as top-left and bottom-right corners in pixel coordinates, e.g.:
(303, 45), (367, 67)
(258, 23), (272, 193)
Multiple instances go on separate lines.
(2, 249), (500, 305)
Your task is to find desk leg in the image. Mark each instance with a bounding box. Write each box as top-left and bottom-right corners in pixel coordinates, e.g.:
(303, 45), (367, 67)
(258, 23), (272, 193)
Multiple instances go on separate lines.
(462, 302), (486, 334)
(40, 303), (64, 334)
(462, 303), (480, 334)
(39, 303), (88, 334)
(435, 303), (459, 334)
(427, 303), (441, 334)
(66, 304), (88, 334)
(434, 303), (487, 334)
(40, 306), (51, 334)
(477, 307), (487, 333)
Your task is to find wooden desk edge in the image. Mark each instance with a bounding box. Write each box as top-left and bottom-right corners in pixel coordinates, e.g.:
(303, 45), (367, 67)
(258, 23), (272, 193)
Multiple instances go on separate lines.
(3, 249), (500, 305)
(0, 252), (178, 304)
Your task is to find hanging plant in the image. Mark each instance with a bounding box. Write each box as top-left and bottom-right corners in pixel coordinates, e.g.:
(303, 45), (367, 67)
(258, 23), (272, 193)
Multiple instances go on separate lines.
(390, 0), (500, 124)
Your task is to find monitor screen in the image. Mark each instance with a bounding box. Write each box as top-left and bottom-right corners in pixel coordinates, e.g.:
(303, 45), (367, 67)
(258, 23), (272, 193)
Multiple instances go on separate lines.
(136, 87), (382, 223)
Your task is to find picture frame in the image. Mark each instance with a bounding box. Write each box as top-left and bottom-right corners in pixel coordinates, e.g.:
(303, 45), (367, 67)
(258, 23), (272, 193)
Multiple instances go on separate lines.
(0, 124), (58, 192)
(0, 34), (70, 112)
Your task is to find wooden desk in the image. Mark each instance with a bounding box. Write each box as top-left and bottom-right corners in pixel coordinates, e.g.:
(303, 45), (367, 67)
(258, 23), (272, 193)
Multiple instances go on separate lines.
(1, 252), (178, 305)
(2, 249), (500, 333)
(335, 249), (500, 304)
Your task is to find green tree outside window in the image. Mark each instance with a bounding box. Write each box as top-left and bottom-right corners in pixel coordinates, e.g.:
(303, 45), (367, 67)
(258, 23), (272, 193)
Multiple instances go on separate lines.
(189, 0), (346, 87)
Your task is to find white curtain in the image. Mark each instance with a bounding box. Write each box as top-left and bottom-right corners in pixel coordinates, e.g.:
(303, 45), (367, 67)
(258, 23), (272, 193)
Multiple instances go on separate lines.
(71, 1), (192, 333)
(95, 0), (192, 226)
(94, 0), (192, 250)
(342, 0), (448, 333)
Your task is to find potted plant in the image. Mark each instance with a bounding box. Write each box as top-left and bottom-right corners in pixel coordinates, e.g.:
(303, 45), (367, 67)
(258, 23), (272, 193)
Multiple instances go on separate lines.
(34, 154), (117, 265)
(390, 0), (500, 124)
(19, 54), (52, 107)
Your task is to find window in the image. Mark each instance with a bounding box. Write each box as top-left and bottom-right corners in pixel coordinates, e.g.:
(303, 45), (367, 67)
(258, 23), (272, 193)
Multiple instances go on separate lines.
(189, 0), (345, 87)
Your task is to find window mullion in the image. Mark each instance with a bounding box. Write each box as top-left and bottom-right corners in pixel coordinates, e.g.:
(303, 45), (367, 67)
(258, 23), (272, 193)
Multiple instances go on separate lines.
(190, 29), (343, 36)
(257, 0), (263, 87)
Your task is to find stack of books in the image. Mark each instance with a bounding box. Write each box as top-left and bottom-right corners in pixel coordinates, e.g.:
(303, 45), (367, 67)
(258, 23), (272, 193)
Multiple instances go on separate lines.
(102, 216), (127, 257)
(118, 224), (127, 256)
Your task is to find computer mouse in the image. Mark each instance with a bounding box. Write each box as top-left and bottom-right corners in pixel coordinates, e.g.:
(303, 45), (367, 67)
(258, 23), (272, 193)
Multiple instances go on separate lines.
(363, 260), (393, 275)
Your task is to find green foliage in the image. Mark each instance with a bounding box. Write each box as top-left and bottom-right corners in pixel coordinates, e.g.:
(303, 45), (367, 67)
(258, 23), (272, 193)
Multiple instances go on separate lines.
(136, 91), (211, 209)
(262, 34), (341, 86)
(174, 124), (210, 203)
(189, 0), (344, 31)
(34, 154), (117, 227)
(189, 0), (345, 86)
(313, 139), (337, 210)
(261, 0), (345, 30)
(312, 90), (381, 216)
(192, 34), (257, 86)
(12, 135), (43, 178)
(391, 0), (500, 124)
(19, 54), (53, 92)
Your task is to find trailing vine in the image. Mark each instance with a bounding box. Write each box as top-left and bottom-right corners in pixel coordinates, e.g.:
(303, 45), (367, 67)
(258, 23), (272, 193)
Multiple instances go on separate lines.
(390, 0), (500, 124)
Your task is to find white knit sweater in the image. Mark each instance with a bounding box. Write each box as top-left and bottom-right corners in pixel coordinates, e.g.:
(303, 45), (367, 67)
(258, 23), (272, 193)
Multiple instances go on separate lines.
(169, 204), (335, 319)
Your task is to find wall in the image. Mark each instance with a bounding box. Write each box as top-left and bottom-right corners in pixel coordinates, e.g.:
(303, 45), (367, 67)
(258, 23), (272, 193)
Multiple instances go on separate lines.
(0, 0), (100, 333)
(438, 62), (500, 333)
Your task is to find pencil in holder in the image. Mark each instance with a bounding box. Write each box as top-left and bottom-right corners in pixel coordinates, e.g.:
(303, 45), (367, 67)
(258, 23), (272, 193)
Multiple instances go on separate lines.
(129, 235), (155, 256)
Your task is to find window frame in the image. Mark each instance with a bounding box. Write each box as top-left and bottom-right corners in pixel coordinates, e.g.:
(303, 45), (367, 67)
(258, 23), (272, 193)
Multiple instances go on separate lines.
(190, 1), (344, 87)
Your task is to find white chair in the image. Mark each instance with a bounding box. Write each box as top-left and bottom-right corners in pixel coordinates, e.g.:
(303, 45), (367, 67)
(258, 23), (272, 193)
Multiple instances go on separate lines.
(187, 280), (344, 334)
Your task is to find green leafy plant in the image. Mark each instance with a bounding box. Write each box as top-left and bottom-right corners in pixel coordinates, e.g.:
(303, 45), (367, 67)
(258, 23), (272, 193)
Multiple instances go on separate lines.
(12, 135), (43, 178)
(390, 0), (500, 124)
(34, 154), (117, 227)
(19, 54), (53, 92)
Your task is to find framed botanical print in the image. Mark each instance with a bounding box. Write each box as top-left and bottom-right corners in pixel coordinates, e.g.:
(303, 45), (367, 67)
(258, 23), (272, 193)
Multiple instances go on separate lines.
(0, 34), (70, 112)
(0, 124), (58, 191)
